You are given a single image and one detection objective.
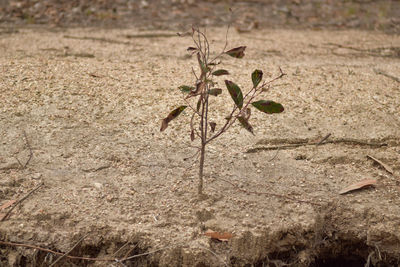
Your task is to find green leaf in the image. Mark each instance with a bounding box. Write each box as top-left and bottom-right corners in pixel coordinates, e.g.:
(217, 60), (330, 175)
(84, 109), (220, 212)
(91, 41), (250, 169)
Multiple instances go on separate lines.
(237, 117), (254, 135)
(225, 46), (246, 58)
(212, 69), (229, 76)
(208, 88), (222, 96)
(205, 79), (216, 87)
(225, 80), (243, 109)
(251, 100), (284, 114)
(160, 105), (187, 132)
(251, 69), (263, 88)
(179, 85), (194, 93)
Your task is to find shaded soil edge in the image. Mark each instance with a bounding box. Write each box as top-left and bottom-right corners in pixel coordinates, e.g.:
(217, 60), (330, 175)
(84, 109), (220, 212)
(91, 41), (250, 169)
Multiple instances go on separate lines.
(1, 201), (399, 267)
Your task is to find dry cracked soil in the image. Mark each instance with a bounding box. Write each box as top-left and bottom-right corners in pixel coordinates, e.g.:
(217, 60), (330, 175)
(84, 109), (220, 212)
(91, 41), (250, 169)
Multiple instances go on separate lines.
(1, 18), (400, 267)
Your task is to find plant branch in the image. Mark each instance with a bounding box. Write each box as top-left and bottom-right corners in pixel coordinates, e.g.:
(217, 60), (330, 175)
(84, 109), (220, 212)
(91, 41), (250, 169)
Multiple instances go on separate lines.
(183, 96), (201, 117)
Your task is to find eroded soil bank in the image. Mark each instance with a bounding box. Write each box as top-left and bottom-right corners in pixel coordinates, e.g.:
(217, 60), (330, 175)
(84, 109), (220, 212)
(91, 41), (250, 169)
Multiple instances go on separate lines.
(0, 27), (400, 266)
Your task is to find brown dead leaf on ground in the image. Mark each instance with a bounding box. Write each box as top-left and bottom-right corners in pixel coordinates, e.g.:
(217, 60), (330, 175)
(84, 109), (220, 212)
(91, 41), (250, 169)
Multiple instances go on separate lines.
(204, 229), (233, 242)
(339, 179), (377, 195)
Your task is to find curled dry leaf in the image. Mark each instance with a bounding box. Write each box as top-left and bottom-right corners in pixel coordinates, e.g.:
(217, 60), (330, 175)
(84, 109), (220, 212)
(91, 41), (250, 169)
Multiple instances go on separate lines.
(190, 129), (195, 141)
(225, 46), (246, 58)
(237, 116), (254, 135)
(204, 229), (233, 242)
(339, 179), (377, 195)
(209, 122), (216, 133)
(212, 69), (229, 76)
(160, 105), (187, 132)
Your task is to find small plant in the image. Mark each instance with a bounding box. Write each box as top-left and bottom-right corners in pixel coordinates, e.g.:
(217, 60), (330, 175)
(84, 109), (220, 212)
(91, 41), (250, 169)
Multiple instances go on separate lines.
(160, 26), (285, 196)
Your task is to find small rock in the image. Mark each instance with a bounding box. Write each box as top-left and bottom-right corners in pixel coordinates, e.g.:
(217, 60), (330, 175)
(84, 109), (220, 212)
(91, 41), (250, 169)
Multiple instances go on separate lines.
(32, 173), (42, 179)
(94, 182), (103, 189)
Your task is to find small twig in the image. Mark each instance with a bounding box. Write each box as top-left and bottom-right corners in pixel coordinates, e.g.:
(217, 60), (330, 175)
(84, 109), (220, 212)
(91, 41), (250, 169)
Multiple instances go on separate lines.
(49, 234), (88, 267)
(218, 177), (323, 206)
(1, 182), (44, 221)
(0, 240), (115, 261)
(247, 136), (388, 153)
(0, 240), (183, 263)
(112, 239), (134, 258)
(373, 68), (400, 83)
(316, 133), (331, 146)
(15, 130), (33, 169)
(309, 133), (332, 159)
(23, 130), (33, 168)
(268, 148), (280, 162)
(183, 148), (200, 161)
(122, 243), (138, 260)
(367, 155), (394, 174)
(121, 243), (184, 261)
(247, 143), (305, 153)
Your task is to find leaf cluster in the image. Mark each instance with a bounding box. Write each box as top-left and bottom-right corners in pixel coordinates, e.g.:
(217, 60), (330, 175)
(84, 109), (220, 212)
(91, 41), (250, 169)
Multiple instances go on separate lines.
(161, 27), (285, 143)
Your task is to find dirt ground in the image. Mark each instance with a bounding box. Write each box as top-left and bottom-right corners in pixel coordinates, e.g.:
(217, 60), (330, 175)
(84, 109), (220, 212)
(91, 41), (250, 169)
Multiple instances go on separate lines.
(1, 13), (400, 267)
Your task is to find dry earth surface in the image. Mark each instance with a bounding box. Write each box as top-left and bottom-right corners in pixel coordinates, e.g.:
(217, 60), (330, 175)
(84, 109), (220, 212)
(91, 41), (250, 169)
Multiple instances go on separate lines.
(1, 23), (400, 266)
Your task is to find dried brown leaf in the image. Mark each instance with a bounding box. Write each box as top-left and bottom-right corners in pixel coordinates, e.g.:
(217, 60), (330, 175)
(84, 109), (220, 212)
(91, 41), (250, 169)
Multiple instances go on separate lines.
(204, 229), (233, 242)
(190, 129), (195, 141)
(160, 106), (187, 132)
(209, 122), (216, 133)
(225, 46), (246, 58)
(339, 179), (377, 195)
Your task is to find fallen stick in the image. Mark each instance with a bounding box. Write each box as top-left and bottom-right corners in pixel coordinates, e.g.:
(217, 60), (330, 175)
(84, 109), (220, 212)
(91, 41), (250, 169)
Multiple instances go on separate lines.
(14, 130), (33, 169)
(0, 240), (115, 262)
(1, 182), (44, 221)
(367, 155), (394, 174)
(218, 177), (323, 206)
(0, 240), (185, 263)
(49, 234), (88, 267)
(374, 68), (400, 83)
(247, 137), (388, 153)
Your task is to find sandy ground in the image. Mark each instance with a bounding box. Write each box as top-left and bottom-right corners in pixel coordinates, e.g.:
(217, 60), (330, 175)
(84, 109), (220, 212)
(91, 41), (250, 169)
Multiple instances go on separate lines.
(0, 26), (400, 266)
